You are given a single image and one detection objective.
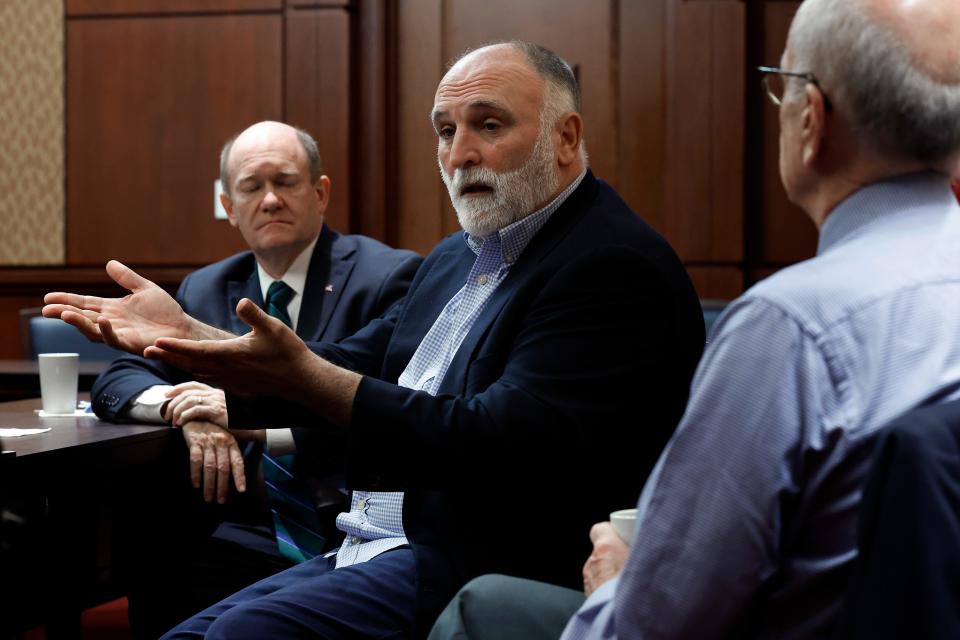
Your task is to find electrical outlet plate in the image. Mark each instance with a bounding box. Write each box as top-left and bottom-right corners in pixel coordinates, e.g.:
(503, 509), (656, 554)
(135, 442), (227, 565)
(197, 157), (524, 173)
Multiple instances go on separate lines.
(214, 179), (228, 220)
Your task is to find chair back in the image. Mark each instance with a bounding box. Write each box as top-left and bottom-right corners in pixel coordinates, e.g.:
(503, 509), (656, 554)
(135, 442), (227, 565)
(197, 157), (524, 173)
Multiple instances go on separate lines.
(700, 299), (729, 339)
(19, 307), (121, 361)
(835, 399), (960, 639)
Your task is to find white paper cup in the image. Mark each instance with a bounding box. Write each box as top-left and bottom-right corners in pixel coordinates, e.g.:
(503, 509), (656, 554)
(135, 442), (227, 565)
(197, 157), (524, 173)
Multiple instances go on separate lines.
(610, 508), (638, 544)
(38, 353), (79, 414)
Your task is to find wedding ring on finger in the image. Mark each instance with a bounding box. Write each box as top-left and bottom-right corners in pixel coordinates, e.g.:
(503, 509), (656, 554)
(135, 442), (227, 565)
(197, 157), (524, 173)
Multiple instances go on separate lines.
(196, 395), (204, 405)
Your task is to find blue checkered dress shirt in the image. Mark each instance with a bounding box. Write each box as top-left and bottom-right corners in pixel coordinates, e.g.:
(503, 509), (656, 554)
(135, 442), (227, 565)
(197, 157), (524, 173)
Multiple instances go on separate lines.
(334, 171), (587, 568)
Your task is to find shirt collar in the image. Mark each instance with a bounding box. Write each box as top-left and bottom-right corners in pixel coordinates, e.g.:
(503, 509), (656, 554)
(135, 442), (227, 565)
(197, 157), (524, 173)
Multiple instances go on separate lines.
(465, 169), (587, 261)
(256, 232), (320, 301)
(818, 171), (956, 255)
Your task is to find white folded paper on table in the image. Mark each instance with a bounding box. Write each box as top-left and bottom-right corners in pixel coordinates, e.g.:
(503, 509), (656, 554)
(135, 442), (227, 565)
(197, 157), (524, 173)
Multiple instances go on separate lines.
(0, 428), (51, 437)
(36, 409), (92, 418)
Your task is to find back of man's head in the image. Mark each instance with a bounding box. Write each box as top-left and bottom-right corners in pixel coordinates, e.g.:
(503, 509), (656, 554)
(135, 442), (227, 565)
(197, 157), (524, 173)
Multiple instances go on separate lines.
(789, 0), (960, 168)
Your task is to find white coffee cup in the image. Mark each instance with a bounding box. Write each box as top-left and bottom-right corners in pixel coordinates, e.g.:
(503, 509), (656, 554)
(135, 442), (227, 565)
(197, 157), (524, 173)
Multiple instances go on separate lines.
(38, 353), (79, 415)
(610, 508), (638, 545)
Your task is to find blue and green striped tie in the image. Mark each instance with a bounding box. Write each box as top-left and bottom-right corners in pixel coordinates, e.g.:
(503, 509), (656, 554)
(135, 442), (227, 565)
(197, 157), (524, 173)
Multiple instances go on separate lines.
(262, 280), (327, 563)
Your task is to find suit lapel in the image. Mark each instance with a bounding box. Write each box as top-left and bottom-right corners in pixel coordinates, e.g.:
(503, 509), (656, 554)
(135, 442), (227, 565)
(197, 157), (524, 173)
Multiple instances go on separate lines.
(228, 260), (263, 336)
(440, 172), (599, 393)
(300, 226), (354, 341)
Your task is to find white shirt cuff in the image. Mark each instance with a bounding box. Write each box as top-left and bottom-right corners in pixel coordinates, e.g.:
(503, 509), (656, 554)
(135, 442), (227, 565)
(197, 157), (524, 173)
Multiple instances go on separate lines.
(266, 428), (297, 455)
(126, 384), (175, 424)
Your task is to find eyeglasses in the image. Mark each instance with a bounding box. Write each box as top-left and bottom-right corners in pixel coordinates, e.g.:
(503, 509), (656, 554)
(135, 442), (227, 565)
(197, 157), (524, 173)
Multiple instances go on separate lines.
(757, 66), (832, 112)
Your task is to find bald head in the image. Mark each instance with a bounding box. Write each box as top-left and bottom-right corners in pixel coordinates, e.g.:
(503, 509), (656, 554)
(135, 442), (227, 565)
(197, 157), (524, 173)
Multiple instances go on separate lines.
(787, 0), (960, 166)
(869, 0), (960, 84)
(220, 121), (323, 197)
(441, 42), (581, 131)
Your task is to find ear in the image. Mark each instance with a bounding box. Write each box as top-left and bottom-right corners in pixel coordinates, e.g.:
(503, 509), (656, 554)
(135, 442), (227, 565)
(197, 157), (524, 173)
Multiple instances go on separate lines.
(220, 192), (239, 228)
(800, 83), (828, 168)
(555, 112), (584, 167)
(314, 175), (331, 212)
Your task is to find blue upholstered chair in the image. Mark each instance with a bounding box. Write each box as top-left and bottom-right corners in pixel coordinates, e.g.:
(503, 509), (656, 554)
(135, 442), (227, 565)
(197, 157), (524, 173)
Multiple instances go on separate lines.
(700, 299), (728, 340)
(19, 308), (121, 361)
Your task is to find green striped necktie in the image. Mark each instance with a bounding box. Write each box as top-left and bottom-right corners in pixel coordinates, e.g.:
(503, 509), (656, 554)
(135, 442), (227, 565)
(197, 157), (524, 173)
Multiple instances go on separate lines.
(262, 280), (327, 563)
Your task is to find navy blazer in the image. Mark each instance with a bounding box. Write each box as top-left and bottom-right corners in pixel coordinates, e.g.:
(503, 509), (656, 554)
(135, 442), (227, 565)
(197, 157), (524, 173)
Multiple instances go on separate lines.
(231, 172), (706, 634)
(92, 225), (422, 474)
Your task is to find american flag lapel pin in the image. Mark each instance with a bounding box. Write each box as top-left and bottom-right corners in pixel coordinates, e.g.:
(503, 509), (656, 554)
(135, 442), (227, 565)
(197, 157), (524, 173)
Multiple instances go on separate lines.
(324, 284), (334, 293)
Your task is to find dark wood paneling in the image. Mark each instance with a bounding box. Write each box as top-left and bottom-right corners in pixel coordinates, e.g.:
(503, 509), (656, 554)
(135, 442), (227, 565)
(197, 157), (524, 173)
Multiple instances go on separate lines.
(664, 0), (745, 263)
(352, 0), (395, 243)
(619, 0), (668, 233)
(752, 1), (817, 266)
(67, 14), (283, 265)
(396, 0), (445, 255)
(286, 7), (351, 234)
(67, 0), (281, 16)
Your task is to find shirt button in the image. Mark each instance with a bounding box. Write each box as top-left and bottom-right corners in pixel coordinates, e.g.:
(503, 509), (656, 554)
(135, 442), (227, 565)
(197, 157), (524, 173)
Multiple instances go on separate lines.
(357, 499), (366, 510)
(477, 274), (488, 285)
(352, 536), (362, 544)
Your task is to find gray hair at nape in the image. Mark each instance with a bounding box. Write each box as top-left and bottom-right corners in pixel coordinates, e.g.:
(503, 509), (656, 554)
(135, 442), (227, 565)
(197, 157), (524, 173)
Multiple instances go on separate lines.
(218, 125), (324, 197)
(787, 0), (960, 165)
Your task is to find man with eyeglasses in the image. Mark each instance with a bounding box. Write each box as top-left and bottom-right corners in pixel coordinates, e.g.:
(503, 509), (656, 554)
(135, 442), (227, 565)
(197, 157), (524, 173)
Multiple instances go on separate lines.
(424, 0), (960, 638)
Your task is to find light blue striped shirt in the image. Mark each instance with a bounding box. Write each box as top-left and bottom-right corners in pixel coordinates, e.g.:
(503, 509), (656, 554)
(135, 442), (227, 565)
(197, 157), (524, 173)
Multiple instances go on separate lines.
(563, 172), (960, 639)
(335, 171), (586, 568)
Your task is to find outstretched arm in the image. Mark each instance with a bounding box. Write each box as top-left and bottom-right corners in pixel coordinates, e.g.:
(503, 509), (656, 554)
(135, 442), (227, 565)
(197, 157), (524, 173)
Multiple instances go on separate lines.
(43, 260), (233, 355)
(146, 298), (361, 427)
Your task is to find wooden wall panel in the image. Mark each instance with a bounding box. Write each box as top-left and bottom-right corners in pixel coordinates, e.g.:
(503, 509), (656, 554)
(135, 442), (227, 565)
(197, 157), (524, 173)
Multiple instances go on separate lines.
(286, 7), (351, 234)
(66, 14), (283, 265)
(752, 1), (817, 267)
(618, 0), (668, 234)
(67, 0), (282, 16)
(396, 0), (446, 255)
(664, 0), (745, 263)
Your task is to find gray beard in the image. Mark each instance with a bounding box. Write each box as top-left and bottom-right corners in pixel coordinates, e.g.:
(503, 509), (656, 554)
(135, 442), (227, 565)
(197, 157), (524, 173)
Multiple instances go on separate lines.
(440, 127), (561, 239)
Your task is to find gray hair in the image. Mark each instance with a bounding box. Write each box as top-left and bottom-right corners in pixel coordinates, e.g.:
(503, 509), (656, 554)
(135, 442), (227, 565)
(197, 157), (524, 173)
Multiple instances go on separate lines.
(789, 0), (960, 163)
(448, 41), (585, 133)
(219, 126), (324, 196)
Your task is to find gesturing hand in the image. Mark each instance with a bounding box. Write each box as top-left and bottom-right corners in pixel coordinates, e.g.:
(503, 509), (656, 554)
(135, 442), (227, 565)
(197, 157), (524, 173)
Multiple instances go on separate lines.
(181, 420), (246, 504)
(42, 260), (196, 355)
(164, 382), (228, 428)
(582, 522), (630, 597)
(146, 298), (315, 399)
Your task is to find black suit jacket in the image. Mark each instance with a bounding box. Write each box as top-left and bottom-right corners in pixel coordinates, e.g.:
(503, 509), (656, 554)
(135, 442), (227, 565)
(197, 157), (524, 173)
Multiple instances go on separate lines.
(231, 172), (706, 634)
(836, 399), (960, 640)
(93, 225), (422, 485)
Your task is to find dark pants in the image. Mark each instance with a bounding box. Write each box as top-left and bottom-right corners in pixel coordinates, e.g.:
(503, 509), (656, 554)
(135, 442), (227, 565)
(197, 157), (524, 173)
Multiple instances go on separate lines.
(117, 444), (343, 639)
(427, 574), (585, 640)
(162, 547), (418, 639)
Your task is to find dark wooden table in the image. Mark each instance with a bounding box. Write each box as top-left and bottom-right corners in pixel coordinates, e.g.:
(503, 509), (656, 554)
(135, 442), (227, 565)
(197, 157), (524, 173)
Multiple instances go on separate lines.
(1, 396), (180, 637)
(0, 359), (110, 401)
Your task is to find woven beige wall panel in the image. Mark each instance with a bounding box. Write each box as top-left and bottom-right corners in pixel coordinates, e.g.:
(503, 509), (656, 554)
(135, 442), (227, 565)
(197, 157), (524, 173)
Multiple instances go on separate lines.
(0, 0), (64, 265)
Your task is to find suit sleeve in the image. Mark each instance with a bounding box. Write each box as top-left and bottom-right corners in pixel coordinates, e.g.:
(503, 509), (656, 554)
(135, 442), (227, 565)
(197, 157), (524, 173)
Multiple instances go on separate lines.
(371, 253), (421, 319)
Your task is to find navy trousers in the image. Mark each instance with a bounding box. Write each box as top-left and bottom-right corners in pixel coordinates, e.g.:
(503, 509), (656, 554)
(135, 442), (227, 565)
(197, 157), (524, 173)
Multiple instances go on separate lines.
(161, 547), (417, 639)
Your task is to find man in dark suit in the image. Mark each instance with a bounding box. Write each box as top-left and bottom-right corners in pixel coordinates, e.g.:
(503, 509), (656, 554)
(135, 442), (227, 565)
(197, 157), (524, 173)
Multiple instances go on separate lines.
(90, 120), (421, 637)
(45, 43), (704, 639)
